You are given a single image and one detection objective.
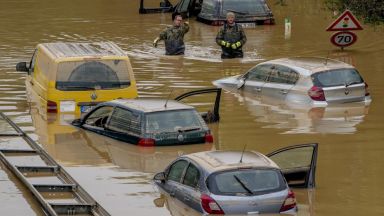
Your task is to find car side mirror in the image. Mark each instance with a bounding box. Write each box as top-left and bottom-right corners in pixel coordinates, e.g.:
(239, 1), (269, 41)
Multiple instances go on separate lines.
(154, 172), (166, 182)
(16, 62), (29, 72)
(237, 77), (246, 89)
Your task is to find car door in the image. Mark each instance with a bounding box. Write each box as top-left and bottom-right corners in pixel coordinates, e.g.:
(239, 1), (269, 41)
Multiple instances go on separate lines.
(162, 159), (189, 200)
(266, 143), (318, 188)
(179, 162), (203, 213)
(262, 65), (299, 102)
(242, 64), (270, 98)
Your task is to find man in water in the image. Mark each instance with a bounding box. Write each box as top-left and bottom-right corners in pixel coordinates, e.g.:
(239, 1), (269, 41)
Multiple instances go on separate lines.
(153, 13), (190, 55)
(216, 12), (247, 59)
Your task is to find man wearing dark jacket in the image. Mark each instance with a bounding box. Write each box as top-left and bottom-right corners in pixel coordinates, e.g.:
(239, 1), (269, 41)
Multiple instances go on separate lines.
(216, 12), (247, 59)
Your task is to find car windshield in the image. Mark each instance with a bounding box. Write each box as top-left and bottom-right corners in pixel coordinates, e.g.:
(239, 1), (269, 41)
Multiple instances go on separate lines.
(56, 60), (131, 91)
(207, 168), (286, 196)
(145, 109), (204, 133)
(311, 68), (364, 88)
(223, 0), (268, 16)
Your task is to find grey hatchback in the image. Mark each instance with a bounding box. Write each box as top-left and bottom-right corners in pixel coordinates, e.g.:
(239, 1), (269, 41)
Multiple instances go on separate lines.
(154, 143), (318, 214)
(213, 57), (371, 107)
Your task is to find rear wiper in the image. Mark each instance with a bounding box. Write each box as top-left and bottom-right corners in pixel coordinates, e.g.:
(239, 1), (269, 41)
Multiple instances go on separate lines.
(225, 9), (249, 15)
(234, 175), (254, 195)
(177, 126), (201, 133)
(345, 81), (361, 87)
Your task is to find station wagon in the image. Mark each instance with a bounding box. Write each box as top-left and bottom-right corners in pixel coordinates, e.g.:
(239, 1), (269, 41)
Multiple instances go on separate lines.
(213, 57), (371, 106)
(154, 143), (318, 214)
(16, 42), (138, 114)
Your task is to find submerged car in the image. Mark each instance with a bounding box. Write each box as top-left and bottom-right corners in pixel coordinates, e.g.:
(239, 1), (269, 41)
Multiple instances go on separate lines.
(139, 0), (274, 26)
(154, 143), (318, 214)
(72, 88), (221, 146)
(16, 42), (138, 114)
(213, 57), (371, 106)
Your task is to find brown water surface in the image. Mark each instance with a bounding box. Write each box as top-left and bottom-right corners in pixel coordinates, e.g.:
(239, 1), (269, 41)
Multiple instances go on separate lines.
(0, 0), (384, 215)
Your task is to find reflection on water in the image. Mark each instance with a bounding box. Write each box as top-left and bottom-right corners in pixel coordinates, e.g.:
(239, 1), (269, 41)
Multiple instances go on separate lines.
(224, 89), (370, 134)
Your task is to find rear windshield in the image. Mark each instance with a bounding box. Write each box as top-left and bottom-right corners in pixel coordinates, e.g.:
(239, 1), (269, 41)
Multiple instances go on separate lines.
(56, 60), (131, 91)
(311, 68), (364, 88)
(145, 109), (206, 133)
(207, 168), (286, 196)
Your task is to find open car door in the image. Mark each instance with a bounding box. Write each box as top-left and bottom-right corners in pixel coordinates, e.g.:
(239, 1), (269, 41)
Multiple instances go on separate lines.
(174, 88), (221, 123)
(266, 143), (318, 188)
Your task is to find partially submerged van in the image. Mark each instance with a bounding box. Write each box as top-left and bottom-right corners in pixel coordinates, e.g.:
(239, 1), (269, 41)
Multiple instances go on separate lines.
(16, 42), (138, 114)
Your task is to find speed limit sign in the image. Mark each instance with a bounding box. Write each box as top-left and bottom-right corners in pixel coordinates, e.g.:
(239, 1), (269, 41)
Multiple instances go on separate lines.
(330, 31), (357, 47)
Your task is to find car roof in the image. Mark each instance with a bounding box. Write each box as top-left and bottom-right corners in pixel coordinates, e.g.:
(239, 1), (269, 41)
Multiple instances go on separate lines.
(184, 150), (280, 173)
(39, 42), (127, 59)
(262, 57), (354, 76)
(106, 99), (195, 113)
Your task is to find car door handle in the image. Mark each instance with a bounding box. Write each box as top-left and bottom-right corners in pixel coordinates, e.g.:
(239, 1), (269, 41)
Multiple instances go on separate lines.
(184, 196), (191, 201)
(255, 88), (262, 92)
(280, 90), (288, 94)
(170, 189), (177, 197)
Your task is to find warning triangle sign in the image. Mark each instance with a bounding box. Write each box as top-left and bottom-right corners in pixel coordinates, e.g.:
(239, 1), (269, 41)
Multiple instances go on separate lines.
(326, 10), (363, 31)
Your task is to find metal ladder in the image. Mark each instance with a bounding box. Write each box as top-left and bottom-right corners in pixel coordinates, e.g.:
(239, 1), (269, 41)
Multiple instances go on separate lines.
(0, 112), (110, 216)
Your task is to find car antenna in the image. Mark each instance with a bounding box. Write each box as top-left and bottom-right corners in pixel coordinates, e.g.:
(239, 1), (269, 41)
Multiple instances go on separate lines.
(164, 89), (174, 108)
(324, 51), (330, 65)
(239, 144), (247, 163)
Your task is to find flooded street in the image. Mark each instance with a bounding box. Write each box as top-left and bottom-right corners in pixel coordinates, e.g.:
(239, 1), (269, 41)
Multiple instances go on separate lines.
(0, 0), (384, 215)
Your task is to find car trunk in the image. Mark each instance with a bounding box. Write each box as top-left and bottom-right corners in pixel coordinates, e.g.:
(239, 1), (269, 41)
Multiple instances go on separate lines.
(323, 83), (366, 103)
(211, 190), (288, 214)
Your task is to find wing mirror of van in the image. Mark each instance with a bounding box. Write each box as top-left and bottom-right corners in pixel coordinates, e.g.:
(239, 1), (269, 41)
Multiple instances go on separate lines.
(16, 62), (29, 72)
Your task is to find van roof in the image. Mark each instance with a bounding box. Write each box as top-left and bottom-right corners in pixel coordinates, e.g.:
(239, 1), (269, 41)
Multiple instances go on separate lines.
(39, 42), (127, 59)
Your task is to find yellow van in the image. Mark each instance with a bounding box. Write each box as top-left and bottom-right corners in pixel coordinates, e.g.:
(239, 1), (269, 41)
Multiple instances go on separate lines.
(16, 42), (138, 114)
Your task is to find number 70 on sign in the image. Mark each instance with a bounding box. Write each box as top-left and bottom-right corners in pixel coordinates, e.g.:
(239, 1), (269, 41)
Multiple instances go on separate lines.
(330, 31), (357, 47)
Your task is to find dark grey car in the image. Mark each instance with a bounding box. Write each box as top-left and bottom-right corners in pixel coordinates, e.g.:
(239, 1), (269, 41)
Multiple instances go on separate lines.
(154, 143), (318, 214)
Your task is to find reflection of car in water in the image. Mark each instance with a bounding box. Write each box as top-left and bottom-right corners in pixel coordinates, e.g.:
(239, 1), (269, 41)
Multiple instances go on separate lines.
(139, 0), (274, 26)
(214, 57), (372, 107)
(225, 89), (370, 134)
(72, 88), (221, 146)
(16, 42), (138, 114)
(153, 144), (318, 214)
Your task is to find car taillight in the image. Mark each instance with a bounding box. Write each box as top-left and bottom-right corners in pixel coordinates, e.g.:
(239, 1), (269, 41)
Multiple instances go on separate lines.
(365, 82), (370, 96)
(280, 190), (297, 212)
(205, 133), (213, 143)
(201, 194), (224, 214)
(47, 100), (57, 113)
(308, 86), (325, 101)
(138, 138), (155, 147)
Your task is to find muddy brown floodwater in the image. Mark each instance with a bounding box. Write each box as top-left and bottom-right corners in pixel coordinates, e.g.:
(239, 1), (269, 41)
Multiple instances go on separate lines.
(0, 0), (383, 215)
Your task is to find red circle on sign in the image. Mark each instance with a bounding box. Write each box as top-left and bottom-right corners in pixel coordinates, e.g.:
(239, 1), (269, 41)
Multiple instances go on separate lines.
(330, 31), (357, 47)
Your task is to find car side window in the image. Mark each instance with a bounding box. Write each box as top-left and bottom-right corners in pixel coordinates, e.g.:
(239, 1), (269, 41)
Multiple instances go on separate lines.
(84, 106), (114, 127)
(107, 107), (142, 135)
(267, 65), (299, 85)
(246, 65), (271, 82)
(167, 160), (189, 183)
(183, 163), (200, 188)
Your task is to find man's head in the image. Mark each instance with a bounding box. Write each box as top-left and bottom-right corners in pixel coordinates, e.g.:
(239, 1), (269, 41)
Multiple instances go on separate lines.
(172, 12), (183, 27)
(226, 12), (235, 25)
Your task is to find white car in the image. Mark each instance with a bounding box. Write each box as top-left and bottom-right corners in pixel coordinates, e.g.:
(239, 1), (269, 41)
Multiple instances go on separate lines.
(213, 57), (372, 107)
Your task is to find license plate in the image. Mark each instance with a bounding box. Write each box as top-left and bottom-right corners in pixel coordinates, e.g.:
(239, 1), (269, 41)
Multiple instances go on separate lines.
(239, 23), (256, 28)
(81, 105), (94, 113)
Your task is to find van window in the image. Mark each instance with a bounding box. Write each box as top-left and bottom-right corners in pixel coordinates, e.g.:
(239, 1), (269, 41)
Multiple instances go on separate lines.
(55, 60), (131, 91)
(107, 107), (142, 135)
(223, 0), (268, 16)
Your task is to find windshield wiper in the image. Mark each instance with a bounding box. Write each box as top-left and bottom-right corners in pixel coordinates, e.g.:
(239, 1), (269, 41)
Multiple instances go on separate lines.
(225, 9), (249, 15)
(177, 126), (201, 133)
(234, 175), (254, 195)
(345, 81), (361, 87)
